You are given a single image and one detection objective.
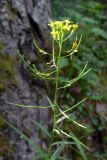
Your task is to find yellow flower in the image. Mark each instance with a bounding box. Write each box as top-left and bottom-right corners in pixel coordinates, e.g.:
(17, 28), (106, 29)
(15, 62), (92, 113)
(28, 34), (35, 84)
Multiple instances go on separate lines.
(51, 30), (59, 40)
(55, 21), (63, 29)
(62, 19), (72, 31)
(63, 24), (72, 31)
(72, 24), (78, 32)
(48, 20), (78, 41)
(48, 21), (54, 27)
(48, 21), (55, 30)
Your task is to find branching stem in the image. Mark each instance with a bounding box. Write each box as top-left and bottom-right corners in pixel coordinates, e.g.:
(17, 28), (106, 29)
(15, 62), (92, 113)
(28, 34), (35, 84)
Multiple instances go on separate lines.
(47, 38), (63, 159)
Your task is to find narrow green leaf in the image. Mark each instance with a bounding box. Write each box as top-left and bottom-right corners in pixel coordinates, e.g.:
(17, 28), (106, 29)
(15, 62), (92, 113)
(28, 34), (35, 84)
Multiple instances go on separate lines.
(53, 129), (61, 135)
(72, 120), (87, 129)
(33, 39), (52, 57)
(56, 113), (74, 124)
(52, 141), (75, 146)
(7, 102), (52, 109)
(56, 106), (72, 124)
(58, 67), (92, 89)
(57, 107), (87, 129)
(17, 50), (55, 81)
(32, 154), (47, 160)
(58, 107), (70, 119)
(47, 96), (54, 111)
(58, 128), (89, 150)
(57, 98), (86, 117)
(50, 144), (65, 160)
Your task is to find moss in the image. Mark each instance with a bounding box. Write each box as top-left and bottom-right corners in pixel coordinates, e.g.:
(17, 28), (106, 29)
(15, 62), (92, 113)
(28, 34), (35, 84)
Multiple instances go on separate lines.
(0, 133), (16, 159)
(0, 114), (7, 130)
(0, 41), (4, 52)
(0, 115), (16, 159)
(0, 137), (10, 158)
(0, 55), (17, 91)
(7, 2), (17, 22)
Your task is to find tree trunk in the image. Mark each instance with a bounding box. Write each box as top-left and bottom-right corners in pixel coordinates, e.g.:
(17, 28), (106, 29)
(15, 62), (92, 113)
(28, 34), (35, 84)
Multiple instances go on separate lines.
(0, 0), (51, 159)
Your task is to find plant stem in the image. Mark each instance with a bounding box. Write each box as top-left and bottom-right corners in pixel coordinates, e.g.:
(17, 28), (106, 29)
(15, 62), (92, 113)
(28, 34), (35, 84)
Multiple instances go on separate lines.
(47, 40), (63, 159)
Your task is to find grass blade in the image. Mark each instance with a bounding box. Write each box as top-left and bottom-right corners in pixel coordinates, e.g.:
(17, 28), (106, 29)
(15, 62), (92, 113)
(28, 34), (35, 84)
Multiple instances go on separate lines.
(7, 102), (52, 109)
(50, 144), (65, 160)
(52, 140), (75, 146)
(32, 154), (47, 160)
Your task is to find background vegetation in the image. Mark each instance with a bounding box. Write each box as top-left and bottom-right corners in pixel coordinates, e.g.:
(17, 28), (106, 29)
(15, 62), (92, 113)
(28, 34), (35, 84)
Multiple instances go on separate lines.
(51, 0), (107, 159)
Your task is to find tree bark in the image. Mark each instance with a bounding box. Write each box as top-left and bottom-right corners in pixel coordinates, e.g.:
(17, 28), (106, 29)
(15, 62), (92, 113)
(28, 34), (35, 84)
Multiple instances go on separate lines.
(0, 0), (51, 160)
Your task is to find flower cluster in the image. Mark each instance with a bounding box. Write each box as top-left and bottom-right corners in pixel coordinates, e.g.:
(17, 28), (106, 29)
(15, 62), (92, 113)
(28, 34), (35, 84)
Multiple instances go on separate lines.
(48, 19), (78, 41)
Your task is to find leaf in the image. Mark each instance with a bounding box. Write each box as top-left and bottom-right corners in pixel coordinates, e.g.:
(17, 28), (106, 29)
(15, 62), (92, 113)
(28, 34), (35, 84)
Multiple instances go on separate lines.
(58, 128), (89, 150)
(32, 120), (50, 138)
(47, 96), (54, 111)
(17, 50), (55, 81)
(53, 129), (61, 135)
(91, 27), (107, 40)
(56, 107), (75, 124)
(32, 154), (47, 160)
(52, 140), (75, 146)
(57, 107), (86, 129)
(56, 98), (87, 128)
(56, 112), (74, 124)
(71, 120), (87, 129)
(7, 102), (51, 109)
(57, 98), (87, 117)
(33, 39), (52, 56)
(58, 107), (86, 128)
(58, 62), (92, 89)
(50, 144), (65, 160)
(58, 107), (70, 121)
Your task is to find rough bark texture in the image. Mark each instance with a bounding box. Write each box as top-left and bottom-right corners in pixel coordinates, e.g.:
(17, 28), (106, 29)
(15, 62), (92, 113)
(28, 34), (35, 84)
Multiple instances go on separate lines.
(0, 0), (51, 159)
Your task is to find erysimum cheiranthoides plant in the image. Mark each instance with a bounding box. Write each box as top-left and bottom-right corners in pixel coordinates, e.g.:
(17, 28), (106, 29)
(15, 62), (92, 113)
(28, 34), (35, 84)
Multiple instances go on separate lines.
(9, 19), (91, 160)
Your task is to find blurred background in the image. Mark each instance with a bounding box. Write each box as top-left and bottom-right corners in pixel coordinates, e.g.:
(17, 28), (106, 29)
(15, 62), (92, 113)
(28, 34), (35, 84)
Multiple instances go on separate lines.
(0, 0), (107, 159)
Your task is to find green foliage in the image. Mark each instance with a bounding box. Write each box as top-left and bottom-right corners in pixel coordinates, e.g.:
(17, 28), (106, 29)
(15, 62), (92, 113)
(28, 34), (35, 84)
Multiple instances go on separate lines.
(52, 0), (107, 159)
(52, 0), (107, 102)
(91, 27), (107, 40)
(50, 143), (65, 160)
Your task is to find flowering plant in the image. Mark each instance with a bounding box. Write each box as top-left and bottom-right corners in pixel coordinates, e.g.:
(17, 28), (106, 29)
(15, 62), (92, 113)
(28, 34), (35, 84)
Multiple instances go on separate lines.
(10, 19), (91, 160)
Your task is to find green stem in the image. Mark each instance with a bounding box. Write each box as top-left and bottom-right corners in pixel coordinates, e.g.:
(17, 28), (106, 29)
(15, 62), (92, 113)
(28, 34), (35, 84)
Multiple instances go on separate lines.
(47, 40), (63, 159)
